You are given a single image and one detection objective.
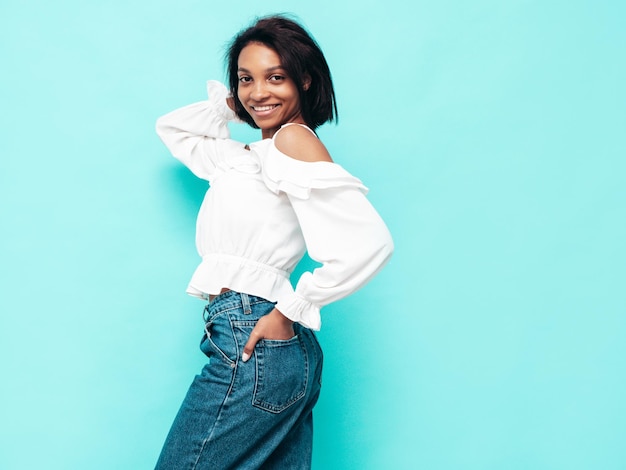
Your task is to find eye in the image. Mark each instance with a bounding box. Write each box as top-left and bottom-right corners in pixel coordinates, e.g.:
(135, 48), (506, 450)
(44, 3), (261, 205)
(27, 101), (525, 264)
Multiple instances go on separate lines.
(238, 76), (252, 83)
(269, 75), (285, 82)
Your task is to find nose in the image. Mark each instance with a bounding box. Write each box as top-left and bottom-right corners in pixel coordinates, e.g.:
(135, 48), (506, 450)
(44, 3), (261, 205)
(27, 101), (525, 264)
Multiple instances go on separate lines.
(250, 81), (269, 101)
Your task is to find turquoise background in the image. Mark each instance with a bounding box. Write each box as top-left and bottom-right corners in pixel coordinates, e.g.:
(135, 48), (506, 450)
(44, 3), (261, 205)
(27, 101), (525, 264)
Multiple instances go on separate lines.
(1, 0), (625, 468)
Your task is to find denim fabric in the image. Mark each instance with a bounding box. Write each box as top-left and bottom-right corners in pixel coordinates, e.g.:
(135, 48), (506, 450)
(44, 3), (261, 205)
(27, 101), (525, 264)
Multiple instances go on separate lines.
(155, 291), (323, 470)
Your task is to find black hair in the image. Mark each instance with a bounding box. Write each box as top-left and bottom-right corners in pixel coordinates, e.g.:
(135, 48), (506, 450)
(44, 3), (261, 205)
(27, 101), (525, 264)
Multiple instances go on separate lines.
(226, 15), (337, 130)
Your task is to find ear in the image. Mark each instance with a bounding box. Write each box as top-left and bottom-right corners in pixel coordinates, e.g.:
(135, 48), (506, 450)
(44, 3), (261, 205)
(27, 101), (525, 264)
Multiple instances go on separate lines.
(302, 75), (312, 91)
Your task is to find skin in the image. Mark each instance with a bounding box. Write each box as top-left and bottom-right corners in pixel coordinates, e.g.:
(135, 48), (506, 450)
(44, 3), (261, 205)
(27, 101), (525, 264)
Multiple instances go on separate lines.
(227, 42), (333, 361)
(236, 42), (308, 139)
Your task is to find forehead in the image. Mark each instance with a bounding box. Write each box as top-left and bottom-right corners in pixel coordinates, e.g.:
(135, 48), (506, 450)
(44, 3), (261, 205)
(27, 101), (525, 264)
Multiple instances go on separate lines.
(238, 42), (283, 69)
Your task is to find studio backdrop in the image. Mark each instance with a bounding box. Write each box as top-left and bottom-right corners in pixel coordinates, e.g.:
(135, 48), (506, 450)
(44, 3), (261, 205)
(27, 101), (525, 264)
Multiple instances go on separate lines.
(1, 0), (624, 469)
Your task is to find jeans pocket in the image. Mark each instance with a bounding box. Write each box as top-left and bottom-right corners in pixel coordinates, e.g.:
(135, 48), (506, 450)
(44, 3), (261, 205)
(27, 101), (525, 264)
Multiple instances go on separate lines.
(252, 335), (308, 413)
(200, 316), (236, 366)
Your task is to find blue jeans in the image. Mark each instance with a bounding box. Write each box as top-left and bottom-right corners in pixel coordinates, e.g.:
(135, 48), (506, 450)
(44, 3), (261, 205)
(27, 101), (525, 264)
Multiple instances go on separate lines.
(155, 291), (323, 469)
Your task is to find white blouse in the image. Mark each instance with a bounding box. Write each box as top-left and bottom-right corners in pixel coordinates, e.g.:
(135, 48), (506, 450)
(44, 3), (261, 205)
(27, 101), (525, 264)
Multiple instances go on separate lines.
(156, 81), (393, 330)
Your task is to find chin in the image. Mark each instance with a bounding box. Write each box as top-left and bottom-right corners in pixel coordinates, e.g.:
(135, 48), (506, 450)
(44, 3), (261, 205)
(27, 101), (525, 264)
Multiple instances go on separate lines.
(256, 119), (280, 130)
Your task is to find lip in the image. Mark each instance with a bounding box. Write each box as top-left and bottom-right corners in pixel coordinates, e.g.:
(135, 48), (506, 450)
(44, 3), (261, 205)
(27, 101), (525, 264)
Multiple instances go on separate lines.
(250, 104), (280, 117)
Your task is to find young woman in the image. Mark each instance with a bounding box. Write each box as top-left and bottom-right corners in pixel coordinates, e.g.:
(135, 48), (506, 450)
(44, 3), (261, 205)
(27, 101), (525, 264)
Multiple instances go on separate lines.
(155, 15), (393, 469)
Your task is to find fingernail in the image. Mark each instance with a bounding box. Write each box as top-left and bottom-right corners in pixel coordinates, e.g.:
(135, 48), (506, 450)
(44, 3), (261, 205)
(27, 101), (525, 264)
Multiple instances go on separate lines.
(242, 352), (250, 363)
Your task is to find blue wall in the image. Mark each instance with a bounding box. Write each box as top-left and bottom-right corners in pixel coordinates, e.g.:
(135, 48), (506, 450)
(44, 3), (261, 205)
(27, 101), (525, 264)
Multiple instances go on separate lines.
(1, 0), (625, 468)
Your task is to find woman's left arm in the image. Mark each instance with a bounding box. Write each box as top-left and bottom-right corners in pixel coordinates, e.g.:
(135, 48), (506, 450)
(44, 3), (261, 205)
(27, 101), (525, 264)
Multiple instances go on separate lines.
(278, 184), (394, 326)
(242, 183), (392, 361)
(241, 126), (393, 360)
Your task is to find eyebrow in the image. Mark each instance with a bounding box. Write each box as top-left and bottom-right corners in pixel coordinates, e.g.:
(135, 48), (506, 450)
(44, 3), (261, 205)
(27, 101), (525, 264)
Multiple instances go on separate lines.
(237, 65), (285, 73)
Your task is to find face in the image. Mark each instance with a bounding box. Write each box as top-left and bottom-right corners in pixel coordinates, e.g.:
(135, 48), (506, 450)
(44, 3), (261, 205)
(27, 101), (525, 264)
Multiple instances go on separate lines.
(237, 42), (306, 139)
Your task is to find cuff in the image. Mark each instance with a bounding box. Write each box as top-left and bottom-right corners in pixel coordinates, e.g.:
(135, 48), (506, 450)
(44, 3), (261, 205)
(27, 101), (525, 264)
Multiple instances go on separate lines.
(275, 293), (322, 331)
(206, 80), (240, 123)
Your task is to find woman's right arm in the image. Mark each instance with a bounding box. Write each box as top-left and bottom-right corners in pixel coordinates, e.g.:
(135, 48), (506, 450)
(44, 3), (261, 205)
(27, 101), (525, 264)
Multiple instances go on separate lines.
(156, 81), (245, 181)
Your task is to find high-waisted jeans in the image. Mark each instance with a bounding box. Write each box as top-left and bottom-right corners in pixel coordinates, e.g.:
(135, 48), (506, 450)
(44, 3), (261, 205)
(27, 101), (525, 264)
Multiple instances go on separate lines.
(155, 291), (323, 470)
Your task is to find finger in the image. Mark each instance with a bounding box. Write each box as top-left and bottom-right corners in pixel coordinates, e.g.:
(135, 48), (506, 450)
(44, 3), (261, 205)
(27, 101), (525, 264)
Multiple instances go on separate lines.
(242, 329), (263, 362)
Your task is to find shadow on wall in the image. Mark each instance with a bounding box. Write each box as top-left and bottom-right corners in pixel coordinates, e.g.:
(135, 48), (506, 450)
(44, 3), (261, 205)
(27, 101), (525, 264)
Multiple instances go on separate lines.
(161, 163), (209, 223)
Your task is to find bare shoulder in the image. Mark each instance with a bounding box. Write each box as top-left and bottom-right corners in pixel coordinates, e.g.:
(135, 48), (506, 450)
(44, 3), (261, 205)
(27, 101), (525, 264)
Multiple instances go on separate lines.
(274, 125), (333, 163)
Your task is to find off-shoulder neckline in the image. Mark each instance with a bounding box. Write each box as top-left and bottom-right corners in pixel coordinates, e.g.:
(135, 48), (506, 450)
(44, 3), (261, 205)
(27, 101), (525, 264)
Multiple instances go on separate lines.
(248, 139), (335, 166)
(249, 124), (334, 166)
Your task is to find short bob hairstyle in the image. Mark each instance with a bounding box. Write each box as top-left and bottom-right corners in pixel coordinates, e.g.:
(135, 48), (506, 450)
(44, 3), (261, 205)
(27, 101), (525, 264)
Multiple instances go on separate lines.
(226, 15), (337, 130)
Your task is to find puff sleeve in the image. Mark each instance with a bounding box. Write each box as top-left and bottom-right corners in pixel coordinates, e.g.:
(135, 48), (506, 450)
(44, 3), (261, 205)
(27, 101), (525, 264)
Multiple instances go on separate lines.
(261, 146), (394, 330)
(155, 81), (250, 181)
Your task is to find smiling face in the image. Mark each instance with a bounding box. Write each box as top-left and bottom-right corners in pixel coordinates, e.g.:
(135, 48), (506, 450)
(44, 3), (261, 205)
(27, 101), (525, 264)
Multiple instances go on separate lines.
(237, 42), (307, 139)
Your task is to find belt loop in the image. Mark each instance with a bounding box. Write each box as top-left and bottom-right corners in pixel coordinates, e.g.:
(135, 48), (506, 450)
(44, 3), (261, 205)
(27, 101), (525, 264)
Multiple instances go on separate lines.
(241, 293), (251, 315)
(202, 304), (211, 338)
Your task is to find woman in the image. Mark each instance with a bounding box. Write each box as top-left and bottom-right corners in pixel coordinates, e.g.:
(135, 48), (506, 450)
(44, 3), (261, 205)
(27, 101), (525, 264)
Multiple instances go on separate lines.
(155, 15), (393, 469)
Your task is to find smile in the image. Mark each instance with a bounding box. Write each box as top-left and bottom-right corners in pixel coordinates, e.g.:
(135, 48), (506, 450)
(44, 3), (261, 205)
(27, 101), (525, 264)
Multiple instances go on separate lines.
(251, 105), (279, 112)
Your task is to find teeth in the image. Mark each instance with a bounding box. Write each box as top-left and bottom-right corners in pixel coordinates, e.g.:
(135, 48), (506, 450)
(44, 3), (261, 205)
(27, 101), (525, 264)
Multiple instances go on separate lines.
(253, 105), (277, 112)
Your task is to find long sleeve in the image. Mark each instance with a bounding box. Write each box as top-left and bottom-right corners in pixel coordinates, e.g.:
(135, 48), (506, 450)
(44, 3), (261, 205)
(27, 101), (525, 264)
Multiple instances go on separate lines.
(155, 81), (248, 181)
(261, 148), (394, 330)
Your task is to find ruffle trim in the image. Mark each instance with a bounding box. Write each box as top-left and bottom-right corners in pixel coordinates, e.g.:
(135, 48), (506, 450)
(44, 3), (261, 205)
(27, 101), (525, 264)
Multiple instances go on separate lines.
(185, 253), (322, 330)
(206, 80), (239, 123)
(251, 139), (369, 200)
(215, 145), (261, 176)
(186, 252), (293, 300)
(275, 293), (322, 331)
(203, 81), (260, 176)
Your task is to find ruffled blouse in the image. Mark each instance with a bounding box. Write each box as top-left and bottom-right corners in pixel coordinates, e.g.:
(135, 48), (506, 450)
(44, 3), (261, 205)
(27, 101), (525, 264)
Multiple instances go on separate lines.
(155, 81), (393, 330)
